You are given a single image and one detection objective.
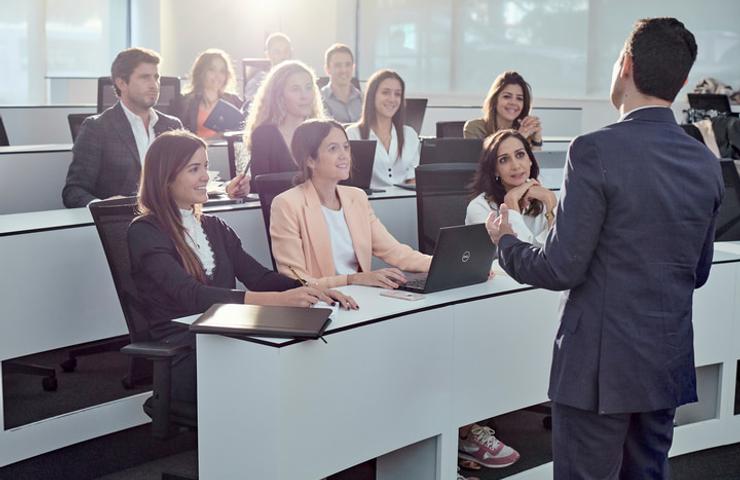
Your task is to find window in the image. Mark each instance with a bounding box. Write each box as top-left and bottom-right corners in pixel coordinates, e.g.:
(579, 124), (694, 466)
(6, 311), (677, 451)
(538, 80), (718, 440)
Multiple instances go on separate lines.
(0, 0), (128, 105)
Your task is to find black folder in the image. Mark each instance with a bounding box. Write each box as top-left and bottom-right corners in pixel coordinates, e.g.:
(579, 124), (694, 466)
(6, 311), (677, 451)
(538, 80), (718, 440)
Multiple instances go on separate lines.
(203, 99), (245, 132)
(190, 304), (332, 339)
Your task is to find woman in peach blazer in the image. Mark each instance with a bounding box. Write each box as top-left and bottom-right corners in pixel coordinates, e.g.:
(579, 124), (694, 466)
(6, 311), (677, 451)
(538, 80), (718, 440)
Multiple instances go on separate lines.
(270, 119), (431, 289)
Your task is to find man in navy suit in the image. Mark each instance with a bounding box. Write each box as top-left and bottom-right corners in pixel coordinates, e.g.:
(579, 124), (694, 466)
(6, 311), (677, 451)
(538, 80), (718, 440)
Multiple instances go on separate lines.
(486, 18), (724, 479)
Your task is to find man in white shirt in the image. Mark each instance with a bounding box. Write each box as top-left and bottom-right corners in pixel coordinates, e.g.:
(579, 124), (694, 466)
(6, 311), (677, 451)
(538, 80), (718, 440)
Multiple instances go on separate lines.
(62, 48), (183, 208)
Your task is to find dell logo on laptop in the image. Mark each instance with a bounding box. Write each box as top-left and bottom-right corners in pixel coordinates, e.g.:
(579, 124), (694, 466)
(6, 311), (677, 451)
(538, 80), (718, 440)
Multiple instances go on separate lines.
(461, 251), (471, 263)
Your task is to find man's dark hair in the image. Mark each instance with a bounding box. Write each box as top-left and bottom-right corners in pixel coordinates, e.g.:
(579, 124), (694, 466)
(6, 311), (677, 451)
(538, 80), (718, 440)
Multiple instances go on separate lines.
(624, 18), (697, 102)
(110, 47), (161, 96)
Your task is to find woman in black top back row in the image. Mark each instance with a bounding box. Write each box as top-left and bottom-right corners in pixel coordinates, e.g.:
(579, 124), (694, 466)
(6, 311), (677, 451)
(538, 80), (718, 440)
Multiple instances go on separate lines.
(127, 129), (355, 403)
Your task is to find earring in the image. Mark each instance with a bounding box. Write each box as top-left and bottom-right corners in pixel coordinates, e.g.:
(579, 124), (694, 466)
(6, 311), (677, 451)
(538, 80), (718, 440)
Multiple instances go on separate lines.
(495, 175), (500, 182)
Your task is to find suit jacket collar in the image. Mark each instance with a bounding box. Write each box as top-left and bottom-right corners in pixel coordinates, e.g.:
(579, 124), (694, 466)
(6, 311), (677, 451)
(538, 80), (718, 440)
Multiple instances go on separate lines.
(111, 102), (141, 164)
(300, 181), (369, 276)
(620, 106), (675, 124)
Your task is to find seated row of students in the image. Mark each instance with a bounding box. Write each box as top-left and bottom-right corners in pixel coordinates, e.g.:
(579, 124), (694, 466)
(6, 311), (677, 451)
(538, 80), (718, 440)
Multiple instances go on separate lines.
(127, 121), (556, 478)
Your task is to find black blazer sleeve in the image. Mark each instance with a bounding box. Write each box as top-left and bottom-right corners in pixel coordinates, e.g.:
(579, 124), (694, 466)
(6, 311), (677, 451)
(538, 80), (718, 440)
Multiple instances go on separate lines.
(498, 136), (607, 290)
(215, 217), (301, 291)
(63, 116), (103, 207)
(128, 218), (245, 313)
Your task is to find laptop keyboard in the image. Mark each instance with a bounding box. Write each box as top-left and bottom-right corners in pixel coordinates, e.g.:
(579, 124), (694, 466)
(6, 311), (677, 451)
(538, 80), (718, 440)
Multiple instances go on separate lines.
(400, 272), (428, 291)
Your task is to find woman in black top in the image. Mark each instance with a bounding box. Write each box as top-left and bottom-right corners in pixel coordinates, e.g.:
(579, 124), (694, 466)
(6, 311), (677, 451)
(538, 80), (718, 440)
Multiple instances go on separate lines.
(128, 130), (355, 402)
(243, 61), (325, 179)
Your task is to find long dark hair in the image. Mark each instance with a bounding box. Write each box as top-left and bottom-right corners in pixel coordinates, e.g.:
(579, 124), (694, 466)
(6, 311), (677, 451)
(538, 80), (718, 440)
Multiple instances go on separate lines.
(137, 130), (209, 283)
(482, 71), (532, 135)
(291, 119), (348, 183)
(469, 129), (542, 216)
(355, 69), (406, 157)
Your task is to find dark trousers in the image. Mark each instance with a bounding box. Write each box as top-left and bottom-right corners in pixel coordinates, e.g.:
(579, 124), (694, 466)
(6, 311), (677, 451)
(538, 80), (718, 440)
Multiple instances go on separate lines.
(552, 402), (676, 480)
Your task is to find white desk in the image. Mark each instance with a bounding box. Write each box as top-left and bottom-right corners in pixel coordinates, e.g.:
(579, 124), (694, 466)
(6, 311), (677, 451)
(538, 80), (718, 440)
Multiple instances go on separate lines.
(192, 244), (740, 480)
(0, 188), (417, 467)
(0, 142), (232, 215)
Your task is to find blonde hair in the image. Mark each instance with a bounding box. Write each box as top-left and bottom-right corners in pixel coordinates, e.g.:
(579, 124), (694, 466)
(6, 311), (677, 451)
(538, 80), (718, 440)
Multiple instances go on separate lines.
(243, 60), (325, 149)
(183, 48), (237, 97)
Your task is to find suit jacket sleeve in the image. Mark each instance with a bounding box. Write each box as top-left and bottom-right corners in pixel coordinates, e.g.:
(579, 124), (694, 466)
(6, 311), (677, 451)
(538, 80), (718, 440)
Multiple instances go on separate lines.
(128, 219), (245, 311)
(218, 218), (300, 291)
(695, 191), (722, 288)
(63, 116), (102, 207)
(498, 135), (606, 290)
(369, 201), (432, 272)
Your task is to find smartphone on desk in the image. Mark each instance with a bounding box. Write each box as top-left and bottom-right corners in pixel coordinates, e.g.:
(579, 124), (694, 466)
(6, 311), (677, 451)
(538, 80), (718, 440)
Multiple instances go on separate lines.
(379, 290), (425, 301)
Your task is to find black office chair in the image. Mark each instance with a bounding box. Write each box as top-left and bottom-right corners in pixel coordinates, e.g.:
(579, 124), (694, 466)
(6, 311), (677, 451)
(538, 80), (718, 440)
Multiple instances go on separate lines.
(405, 98), (428, 135)
(254, 172), (298, 269)
(415, 163), (477, 254)
(89, 199), (197, 443)
(435, 121), (465, 138)
(716, 159), (740, 241)
(241, 58), (271, 97)
(68, 113), (93, 142)
(680, 124), (705, 144)
(0, 114), (9, 146)
(316, 76), (361, 90)
(223, 130), (244, 179)
(97, 76), (182, 115)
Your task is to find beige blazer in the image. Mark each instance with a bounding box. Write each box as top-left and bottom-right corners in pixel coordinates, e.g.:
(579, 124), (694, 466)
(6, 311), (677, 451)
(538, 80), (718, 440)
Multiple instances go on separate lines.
(270, 181), (431, 288)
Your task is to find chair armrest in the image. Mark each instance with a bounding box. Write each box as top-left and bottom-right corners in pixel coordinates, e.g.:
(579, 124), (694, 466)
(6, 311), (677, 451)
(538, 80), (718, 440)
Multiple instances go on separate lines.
(121, 341), (191, 359)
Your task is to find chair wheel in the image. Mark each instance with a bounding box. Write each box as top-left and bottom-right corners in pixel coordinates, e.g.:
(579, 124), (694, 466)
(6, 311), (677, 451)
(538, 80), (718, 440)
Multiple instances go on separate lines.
(60, 358), (77, 372)
(42, 376), (58, 391)
(543, 415), (552, 430)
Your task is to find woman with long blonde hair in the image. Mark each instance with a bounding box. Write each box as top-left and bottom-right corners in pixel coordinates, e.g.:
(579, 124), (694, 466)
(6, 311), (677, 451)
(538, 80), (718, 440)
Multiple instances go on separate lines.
(243, 60), (325, 179)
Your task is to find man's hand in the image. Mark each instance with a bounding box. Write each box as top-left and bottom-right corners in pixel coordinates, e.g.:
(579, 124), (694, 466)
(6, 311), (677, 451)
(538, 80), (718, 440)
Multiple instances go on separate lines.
(225, 173), (251, 198)
(486, 203), (516, 245)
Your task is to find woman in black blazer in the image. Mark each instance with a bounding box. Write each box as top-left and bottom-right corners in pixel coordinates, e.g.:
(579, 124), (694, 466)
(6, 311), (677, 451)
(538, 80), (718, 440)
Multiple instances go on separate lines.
(177, 49), (243, 139)
(128, 130), (355, 402)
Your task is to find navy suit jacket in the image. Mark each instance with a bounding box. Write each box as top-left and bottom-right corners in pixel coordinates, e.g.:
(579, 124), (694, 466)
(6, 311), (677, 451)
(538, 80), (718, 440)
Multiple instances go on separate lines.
(498, 107), (724, 414)
(62, 102), (182, 208)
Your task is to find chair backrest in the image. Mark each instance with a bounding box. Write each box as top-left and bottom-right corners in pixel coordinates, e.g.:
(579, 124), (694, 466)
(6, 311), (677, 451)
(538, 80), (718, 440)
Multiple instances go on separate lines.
(436, 121), (465, 138)
(254, 172), (299, 269)
(415, 163), (478, 254)
(0, 114), (9, 146)
(316, 76), (361, 90)
(97, 76), (181, 115)
(68, 113), (93, 142)
(717, 159), (740, 241)
(680, 124), (705, 144)
(420, 137), (483, 165)
(224, 131), (244, 179)
(89, 198), (152, 344)
(405, 97), (428, 135)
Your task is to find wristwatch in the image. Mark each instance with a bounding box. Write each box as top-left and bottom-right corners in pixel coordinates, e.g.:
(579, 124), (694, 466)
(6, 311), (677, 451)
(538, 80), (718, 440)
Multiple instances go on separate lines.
(530, 138), (543, 147)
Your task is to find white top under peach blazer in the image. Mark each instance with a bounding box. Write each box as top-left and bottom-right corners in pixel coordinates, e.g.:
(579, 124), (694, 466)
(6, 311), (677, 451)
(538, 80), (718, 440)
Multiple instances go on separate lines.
(270, 181), (431, 288)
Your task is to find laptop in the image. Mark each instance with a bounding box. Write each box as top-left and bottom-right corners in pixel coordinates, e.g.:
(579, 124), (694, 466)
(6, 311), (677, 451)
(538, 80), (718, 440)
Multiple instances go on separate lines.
(687, 93), (732, 114)
(405, 98), (428, 135)
(399, 224), (496, 293)
(190, 303), (332, 339)
(340, 140), (385, 194)
(420, 138), (483, 165)
(203, 99), (245, 132)
(716, 159), (740, 241)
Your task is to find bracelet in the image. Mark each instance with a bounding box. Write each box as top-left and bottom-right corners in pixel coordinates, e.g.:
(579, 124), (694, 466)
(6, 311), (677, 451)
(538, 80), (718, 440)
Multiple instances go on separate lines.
(545, 210), (555, 222)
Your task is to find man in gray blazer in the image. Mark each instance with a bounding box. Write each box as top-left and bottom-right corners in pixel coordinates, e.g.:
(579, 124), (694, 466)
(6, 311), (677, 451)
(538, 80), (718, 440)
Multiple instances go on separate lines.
(62, 48), (182, 208)
(487, 18), (724, 479)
